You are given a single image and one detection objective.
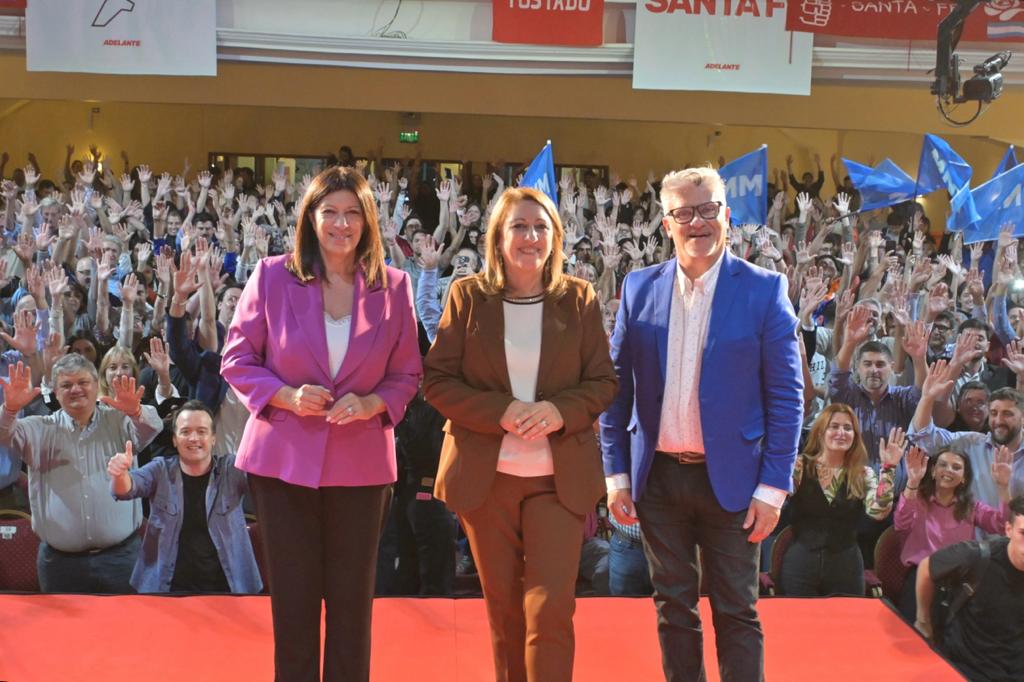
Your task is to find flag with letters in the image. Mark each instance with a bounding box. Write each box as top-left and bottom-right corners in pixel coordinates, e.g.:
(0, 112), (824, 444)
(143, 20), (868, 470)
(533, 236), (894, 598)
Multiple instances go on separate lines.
(520, 141), (558, 206)
(916, 134), (980, 231)
(963, 162), (1024, 244)
(842, 158), (917, 212)
(719, 145), (767, 226)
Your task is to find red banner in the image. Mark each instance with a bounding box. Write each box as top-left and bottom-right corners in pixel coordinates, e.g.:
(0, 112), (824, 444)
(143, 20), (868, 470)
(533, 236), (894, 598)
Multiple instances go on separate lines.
(0, 1), (26, 8)
(786, 0), (1024, 41)
(492, 0), (604, 46)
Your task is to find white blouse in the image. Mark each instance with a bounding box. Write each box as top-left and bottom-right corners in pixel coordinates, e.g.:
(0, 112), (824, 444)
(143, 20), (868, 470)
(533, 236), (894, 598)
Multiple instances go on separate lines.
(497, 300), (554, 477)
(324, 313), (352, 380)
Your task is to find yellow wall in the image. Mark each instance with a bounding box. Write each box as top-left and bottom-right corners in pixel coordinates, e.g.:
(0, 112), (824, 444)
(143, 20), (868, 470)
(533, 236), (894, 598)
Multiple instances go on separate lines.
(0, 52), (1016, 230)
(0, 98), (1011, 189)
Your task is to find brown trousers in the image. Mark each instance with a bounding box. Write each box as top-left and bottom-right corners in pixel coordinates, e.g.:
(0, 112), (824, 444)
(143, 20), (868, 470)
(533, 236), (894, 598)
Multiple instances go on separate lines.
(459, 473), (585, 682)
(249, 474), (391, 682)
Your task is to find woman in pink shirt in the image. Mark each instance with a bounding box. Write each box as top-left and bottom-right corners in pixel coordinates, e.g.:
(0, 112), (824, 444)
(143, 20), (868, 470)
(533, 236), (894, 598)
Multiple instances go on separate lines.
(894, 444), (1013, 622)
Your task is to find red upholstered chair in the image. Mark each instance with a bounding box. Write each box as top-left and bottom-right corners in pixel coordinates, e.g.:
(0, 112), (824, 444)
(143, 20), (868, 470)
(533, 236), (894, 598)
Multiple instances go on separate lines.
(872, 526), (910, 602)
(0, 510), (40, 592)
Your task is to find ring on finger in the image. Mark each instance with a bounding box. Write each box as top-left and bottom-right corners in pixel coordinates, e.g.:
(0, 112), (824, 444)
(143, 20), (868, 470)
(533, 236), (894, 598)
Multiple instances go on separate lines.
(347, 406), (355, 416)
(541, 419), (548, 428)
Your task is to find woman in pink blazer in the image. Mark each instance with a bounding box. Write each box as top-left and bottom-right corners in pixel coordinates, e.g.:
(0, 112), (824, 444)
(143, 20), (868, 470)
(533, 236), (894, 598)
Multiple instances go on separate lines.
(221, 166), (421, 682)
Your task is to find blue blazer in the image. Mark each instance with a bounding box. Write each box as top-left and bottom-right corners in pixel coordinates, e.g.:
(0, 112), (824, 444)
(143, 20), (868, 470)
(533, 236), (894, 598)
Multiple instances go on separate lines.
(599, 251), (803, 512)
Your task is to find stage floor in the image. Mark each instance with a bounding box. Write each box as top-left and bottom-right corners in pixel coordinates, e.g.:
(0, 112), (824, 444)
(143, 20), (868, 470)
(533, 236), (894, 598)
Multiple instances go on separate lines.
(0, 595), (963, 681)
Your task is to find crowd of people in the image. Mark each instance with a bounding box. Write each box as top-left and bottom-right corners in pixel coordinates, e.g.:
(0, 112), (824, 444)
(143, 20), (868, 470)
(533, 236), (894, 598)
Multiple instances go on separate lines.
(0, 144), (1021, 681)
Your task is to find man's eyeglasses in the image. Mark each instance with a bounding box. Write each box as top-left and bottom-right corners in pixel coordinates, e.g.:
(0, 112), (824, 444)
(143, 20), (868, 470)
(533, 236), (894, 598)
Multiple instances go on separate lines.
(666, 201), (723, 225)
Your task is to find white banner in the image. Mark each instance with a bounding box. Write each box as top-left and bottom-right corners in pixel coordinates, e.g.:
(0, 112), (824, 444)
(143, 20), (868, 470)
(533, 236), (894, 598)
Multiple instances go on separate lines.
(26, 0), (217, 76)
(633, 0), (812, 96)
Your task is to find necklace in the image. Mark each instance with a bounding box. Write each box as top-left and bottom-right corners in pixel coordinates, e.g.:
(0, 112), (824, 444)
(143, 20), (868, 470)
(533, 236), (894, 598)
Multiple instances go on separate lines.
(502, 291), (545, 304)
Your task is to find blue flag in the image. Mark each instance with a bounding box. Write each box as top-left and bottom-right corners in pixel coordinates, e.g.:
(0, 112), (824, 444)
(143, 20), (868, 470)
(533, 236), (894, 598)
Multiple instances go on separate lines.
(520, 141), (558, 206)
(992, 145), (1018, 181)
(962, 161), (1024, 244)
(842, 158), (917, 212)
(916, 134), (980, 231)
(719, 145), (767, 225)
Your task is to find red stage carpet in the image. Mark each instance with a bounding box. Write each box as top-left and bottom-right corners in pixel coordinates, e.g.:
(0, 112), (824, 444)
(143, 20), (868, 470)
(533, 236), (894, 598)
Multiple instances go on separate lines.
(0, 595), (962, 681)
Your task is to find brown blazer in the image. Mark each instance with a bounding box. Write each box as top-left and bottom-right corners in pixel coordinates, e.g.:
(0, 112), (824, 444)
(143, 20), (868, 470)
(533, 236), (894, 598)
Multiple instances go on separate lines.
(423, 274), (618, 515)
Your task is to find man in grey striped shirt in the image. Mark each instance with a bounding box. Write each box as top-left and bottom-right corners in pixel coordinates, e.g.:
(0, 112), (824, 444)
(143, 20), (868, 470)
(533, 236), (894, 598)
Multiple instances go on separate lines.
(0, 353), (162, 592)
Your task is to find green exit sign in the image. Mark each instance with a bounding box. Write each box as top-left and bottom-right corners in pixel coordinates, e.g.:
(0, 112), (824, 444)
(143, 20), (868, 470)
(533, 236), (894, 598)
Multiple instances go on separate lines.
(399, 130), (420, 143)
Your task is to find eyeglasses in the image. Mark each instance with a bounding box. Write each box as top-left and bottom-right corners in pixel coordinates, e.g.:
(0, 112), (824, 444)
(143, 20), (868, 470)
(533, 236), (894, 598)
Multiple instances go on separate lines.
(666, 201), (723, 225)
(453, 256), (474, 266)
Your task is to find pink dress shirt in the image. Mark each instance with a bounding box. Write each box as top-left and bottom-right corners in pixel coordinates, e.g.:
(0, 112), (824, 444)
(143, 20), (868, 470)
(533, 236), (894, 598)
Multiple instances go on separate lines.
(894, 494), (1009, 566)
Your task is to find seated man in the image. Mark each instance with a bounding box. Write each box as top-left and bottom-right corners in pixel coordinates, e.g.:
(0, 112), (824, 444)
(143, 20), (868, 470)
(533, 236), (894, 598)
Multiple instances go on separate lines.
(107, 400), (261, 594)
(0, 354), (162, 592)
(915, 496), (1024, 681)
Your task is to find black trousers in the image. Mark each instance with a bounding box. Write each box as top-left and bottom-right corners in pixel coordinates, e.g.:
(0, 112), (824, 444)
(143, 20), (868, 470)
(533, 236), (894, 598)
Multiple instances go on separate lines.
(249, 474), (391, 682)
(636, 457), (764, 682)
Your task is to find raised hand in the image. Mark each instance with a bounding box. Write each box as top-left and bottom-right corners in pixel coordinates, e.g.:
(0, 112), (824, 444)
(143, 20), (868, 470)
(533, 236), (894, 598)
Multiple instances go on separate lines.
(99, 375), (144, 416)
(120, 173), (135, 193)
(46, 265), (69, 300)
(0, 309), (40, 357)
(922, 359), (956, 402)
(799, 280), (828, 320)
(796, 192), (812, 219)
(879, 427), (907, 468)
(997, 222), (1015, 249)
(137, 165), (152, 184)
(901, 320), (928, 360)
(77, 161), (97, 186)
(1001, 339), (1024, 376)
(436, 179), (451, 203)
(23, 166), (38, 187)
(120, 272), (139, 307)
(417, 235), (443, 270)
(197, 170), (213, 189)
(992, 445), (1013, 490)
(172, 249), (202, 299)
(950, 328), (985, 367)
(142, 337), (171, 378)
(833, 192), (851, 215)
(905, 446), (928, 488)
(97, 252), (116, 282)
(106, 441), (134, 480)
(1, 362), (40, 413)
(376, 182), (392, 207)
(843, 304), (874, 347)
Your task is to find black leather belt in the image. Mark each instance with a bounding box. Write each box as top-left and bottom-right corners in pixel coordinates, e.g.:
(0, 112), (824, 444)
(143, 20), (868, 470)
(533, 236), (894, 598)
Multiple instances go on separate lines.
(656, 450), (706, 464)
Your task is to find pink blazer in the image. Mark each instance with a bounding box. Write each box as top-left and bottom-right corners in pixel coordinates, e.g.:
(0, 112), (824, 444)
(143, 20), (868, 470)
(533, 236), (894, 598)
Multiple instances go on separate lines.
(221, 256), (422, 488)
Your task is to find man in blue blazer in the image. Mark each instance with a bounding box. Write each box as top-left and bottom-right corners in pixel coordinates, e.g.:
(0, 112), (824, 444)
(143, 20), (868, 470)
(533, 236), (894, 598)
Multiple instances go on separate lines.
(600, 166), (803, 681)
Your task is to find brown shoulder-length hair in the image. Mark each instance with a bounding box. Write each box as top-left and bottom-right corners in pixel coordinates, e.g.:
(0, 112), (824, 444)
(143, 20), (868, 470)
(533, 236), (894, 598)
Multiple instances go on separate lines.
(287, 166), (387, 288)
(918, 445), (975, 522)
(802, 403), (870, 500)
(480, 187), (567, 297)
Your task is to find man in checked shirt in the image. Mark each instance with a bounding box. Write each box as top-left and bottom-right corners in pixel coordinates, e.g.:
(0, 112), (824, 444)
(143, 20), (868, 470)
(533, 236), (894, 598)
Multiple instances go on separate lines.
(0, 353), (161, 592)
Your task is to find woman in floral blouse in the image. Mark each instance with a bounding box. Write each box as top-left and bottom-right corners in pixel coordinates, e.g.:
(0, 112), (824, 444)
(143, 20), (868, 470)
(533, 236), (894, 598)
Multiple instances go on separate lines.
(780, 403), (901, 596)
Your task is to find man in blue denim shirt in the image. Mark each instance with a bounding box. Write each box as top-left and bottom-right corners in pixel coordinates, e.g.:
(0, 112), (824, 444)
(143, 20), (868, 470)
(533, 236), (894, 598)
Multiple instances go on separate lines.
(107, 400), (261, 593)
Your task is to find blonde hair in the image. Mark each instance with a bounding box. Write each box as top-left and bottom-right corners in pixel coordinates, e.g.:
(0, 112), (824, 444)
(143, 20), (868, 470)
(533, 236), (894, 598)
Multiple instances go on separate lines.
(659, 166), (727, 209)
(802, 404), (870, 499)
(98, 346), (138, 398)
(480, 187), (567, 297)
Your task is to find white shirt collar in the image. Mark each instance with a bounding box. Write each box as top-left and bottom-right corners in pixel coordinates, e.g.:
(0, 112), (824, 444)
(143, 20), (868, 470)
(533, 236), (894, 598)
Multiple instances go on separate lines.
(675, 249), (726, 298)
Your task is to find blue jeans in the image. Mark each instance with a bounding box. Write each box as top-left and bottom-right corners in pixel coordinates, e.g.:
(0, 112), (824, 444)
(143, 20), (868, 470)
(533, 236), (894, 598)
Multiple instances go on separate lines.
(37, 534), (139, 593)
(608, 530), (652, 596)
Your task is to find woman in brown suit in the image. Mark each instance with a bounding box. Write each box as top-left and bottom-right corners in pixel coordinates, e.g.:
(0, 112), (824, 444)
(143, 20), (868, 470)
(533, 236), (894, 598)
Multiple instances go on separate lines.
(424, 187), (617, 682)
